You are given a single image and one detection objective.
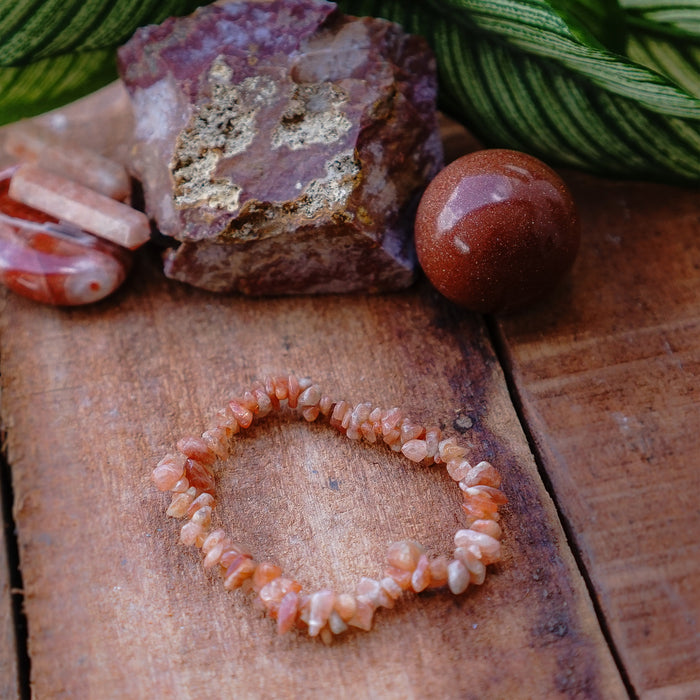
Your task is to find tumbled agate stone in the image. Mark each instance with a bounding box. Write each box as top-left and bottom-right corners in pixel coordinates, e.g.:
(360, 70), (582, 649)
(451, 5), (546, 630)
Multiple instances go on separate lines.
(118, 0), (443, 294)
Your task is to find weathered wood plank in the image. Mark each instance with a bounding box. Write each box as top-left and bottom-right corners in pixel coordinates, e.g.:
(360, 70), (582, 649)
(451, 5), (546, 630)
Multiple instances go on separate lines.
(0, 255), (625, 698)
(496, 175), (700, 698)
(0, 458), (20, 700)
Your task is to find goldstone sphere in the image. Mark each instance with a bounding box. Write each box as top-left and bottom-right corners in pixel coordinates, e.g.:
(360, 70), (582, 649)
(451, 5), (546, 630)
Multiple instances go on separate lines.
(414, 149), (580, 313)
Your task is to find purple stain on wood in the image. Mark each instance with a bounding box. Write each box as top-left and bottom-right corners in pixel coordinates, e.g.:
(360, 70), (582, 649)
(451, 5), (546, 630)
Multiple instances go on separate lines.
(118, 0), (443, 295)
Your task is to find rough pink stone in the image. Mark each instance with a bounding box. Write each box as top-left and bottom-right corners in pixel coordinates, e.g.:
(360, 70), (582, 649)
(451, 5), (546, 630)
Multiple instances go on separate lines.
(118, 0), (442, 295)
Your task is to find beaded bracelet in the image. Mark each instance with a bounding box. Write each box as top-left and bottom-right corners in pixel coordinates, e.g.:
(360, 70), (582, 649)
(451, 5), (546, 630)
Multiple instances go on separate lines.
(152, 374), (507, 643)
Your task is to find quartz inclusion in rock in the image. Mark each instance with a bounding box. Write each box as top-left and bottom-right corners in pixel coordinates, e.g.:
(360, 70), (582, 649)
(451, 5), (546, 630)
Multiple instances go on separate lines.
(118, 0), (443, 295)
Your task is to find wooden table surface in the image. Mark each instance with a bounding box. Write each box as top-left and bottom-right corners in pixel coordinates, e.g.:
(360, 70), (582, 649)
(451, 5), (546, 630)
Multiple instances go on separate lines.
(0, 85), (698, 699)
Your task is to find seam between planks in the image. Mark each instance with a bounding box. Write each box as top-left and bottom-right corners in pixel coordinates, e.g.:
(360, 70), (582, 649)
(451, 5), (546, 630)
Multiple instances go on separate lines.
(0, 447), (30, 700)
(484, 314), (637, 700)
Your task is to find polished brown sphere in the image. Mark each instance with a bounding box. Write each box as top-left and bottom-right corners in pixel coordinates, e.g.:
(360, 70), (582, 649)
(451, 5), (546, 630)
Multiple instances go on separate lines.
(414, 149), (580, 313)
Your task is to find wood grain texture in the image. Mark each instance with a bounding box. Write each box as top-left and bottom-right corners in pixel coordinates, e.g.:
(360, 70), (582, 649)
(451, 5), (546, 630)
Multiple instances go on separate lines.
(0, 251), (624, 698)
(496, 175), (700, 698)
(0, 460), (20, 700)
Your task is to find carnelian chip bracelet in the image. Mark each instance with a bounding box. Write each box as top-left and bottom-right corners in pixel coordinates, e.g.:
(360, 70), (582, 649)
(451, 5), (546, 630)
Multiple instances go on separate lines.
(152, 374), (507, 643)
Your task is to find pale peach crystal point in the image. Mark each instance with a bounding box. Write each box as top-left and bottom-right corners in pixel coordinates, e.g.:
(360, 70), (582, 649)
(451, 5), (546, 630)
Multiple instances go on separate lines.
(202, 541), (226, 569)
(207, 407), (239, 436)
(357, 577), (393, 609)
(454, 547), (487, 584)
(425, 427), (441, 460)
(360, 422), (378, 443)
(9, 164), (150, 249)
(177, 436), (216, 465)
(228, 400), (253, 428)
(334, 593), (357, 622)
(253, 562), (283, 592)
(202, 529), (227, 554)
(447, 559), (469, 594)
(319, 395), (334, 416)
(277, 592), (299, 634)
(166, 487), (197, 518)
(471, 519), (503, 540)
(200, 428), (229, 459)
(428, 556), (449, 588)
(380, 576), (403, 600)
(454, 530), (501, 565)
(461, 490), (500, 519)
(464, 485), (508, 505)
(346, 425), (361, 441)
(400, 420), (424, 443)
(287, 375), (303, 408)
(240, 390), (258, 411)
(272, 375), (289, 401)
(298, 385), (321, 407)
(401, 438), (428, 462)
(255, 392), (273, 417)
(5, 125), (131, 200)
(152, 453), (186, 491)
(328, 610), (348, 635)
(462, 502), (499, 525)
(223, 557), (257, 590)
(438, 439), (467, 462)
(308, 590), (335, 636)
(446, 459), (472, 481)
(171, 477), (190, 493)
(347, 599), (374, 631)
(190, 505), (212, 530)
(298, 595), (311, 625)
(381, 407), (403, 435)
(349, 402), (372, 430)
(462, 461), (502, 488)
(219, 546), (252, 572)
(330, 400), (350, 430)
(341, 409), (353, 432)
(411, 554), (431, 592)
(383, 428), (401, 447)
(179, 520), (205, 546)
(385, 565), (413, 590)
(301, 405), (320, 422)
(387, 540), (425, 571)
(185, 492), (215, 519)
(259, 578), (302, 614)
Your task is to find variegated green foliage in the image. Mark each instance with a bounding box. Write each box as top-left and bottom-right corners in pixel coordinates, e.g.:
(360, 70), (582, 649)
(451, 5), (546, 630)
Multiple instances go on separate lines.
(0, 0), (204, 122)
(622, 0), (700, 98)
(338, 0), (700, 183)
(1, 0), (699, 183)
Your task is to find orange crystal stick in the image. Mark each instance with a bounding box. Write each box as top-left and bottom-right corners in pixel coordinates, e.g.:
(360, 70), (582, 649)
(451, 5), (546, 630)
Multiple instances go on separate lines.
(4, 125), (131, 201)
(9, 163), (150, 249)
(0, 174), (132, 306)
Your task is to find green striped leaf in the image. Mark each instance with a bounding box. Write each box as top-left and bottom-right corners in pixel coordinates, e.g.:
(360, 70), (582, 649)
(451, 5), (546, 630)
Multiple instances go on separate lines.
(0, 0), (699, 183)
(0, 0), (205, 126)
(622, 0), (700, 98)
(0, 0), (204, 65)
(0, 49), (117, 125)
(338, 0), (700, 183)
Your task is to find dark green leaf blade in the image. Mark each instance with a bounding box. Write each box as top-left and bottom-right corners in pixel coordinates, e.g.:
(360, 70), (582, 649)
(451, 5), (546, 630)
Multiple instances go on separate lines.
(0, 49), (117, 125)
(339, 0), (700, 183)
(0, 0), (206, 65)
(622, 0), (700, 98)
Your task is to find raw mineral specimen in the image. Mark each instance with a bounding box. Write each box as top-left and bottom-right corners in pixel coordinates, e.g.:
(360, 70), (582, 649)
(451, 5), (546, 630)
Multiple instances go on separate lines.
(118, 0), (443, 295)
